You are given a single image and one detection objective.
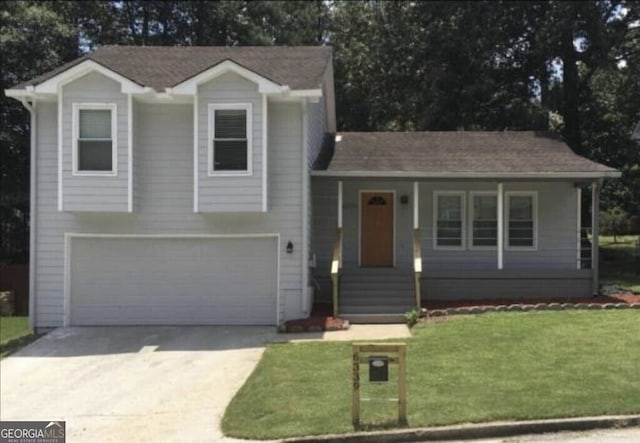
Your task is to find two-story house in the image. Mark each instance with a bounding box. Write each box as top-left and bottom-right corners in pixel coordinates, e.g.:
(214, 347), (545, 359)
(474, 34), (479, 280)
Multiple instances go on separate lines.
(6, 46), (619, 328)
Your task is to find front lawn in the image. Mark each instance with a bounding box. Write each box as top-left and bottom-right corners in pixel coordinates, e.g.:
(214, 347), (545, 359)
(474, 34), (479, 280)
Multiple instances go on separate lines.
(0, 316), (36, 358)
(223, 311), (640, 439)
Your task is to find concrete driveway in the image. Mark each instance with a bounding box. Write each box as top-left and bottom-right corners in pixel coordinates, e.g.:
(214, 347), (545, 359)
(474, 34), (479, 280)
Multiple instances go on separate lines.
(0, 326), (277, 442)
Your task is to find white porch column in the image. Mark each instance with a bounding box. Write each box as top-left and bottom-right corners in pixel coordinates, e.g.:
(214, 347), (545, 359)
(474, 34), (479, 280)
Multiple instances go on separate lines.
(591, 181), (600, 295)
(497, 182), (504, 270)
(338, 180), (343, 228)
(576, 186), (582, 270)
(413, 181), (419, 229)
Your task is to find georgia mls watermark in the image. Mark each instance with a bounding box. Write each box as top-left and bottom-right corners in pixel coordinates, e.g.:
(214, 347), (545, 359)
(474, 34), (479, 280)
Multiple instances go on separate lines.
(0, 421), (65, 443)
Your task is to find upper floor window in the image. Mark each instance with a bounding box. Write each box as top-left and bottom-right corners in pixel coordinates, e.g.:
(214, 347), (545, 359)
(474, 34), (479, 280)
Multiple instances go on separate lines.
(73, 103), (117, 175)
(434, 191), (465, 249)
(208, 103), (252, 175)
(506, 192), (537, 249)
(470, 192), (497, 248)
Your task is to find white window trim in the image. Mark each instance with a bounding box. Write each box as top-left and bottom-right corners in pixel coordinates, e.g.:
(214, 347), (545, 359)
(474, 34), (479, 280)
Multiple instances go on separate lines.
(469, 191), (498, 250)
(433, 191), (466, 251)
(207, 102), (253, 176)
(72, 102), (118, 176)
(505, 191), (538, 251)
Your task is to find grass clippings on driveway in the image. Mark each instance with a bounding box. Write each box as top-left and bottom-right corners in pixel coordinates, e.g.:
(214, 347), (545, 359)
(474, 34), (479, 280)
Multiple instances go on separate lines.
(222, 311), (640, 439)
(0, 316), (37, 358)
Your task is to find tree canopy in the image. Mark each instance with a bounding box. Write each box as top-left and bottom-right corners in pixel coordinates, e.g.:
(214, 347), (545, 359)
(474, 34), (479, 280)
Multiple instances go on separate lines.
(1, 0), (638, 262)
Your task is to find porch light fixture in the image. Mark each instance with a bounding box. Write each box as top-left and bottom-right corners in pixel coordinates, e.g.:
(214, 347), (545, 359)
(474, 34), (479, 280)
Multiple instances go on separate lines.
(400, 195), (409, 204)
(286, 241), (294, 254)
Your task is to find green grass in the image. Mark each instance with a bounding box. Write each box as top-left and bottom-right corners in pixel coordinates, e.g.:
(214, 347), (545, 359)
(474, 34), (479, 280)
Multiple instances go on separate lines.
(0, 316), (36, 358)
(599, 235), (640, 292)
(222, 311), (640, 439)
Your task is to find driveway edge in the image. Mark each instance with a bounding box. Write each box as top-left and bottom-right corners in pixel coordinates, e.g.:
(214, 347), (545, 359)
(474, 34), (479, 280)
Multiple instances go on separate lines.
(281, 414), (640, 443)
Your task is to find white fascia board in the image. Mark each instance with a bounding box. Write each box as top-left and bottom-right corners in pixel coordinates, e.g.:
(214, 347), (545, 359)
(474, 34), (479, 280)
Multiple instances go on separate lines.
(4, 88), (35, 99)
(310, 170), (622, 179)
(34, 60), (147, 95)
(171, 60), (286, 95)
(289, 89), (323, 98)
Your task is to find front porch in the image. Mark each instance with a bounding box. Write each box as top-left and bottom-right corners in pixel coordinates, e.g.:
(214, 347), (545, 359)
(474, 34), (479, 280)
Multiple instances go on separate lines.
(312, 177), (602, 321)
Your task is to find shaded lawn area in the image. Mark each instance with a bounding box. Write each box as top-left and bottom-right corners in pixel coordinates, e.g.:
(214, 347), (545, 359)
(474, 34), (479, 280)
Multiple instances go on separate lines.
(0, 317), (36, 358)
(599, 235), (640, 292)
(223, 311), (640, 439)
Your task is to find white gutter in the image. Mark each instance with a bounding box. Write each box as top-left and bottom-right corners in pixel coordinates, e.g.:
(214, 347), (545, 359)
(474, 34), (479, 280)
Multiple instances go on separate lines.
(311, 170), (622, 179)
(18, 97), (37, 330)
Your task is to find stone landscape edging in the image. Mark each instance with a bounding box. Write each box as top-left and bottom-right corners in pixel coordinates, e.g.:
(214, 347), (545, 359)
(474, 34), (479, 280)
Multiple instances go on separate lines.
(426, 301), (639, 318)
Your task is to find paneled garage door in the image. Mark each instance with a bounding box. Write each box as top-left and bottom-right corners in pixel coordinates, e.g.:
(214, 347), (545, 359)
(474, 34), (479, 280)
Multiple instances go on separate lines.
(68, 236), (278, 325)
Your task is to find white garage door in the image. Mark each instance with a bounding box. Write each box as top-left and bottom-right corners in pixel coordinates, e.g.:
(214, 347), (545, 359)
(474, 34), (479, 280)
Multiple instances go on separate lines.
(69, 236), (278, 325)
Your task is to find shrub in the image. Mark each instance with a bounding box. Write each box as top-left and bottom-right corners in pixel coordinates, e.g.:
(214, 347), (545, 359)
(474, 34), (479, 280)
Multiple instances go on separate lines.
(405, 309), (421, 327)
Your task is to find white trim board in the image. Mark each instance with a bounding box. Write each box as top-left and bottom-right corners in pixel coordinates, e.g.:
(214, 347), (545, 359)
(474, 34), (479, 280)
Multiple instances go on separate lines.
(262, 94), (268, 212)
(63, 233), (281, 327)
(193, 94), (199, 212)
(468, 191), (498, 251)
(71, 102), (118, 176)
(311, 171), (622, 179)
(35, 60), (147, 95)
(433, 191), (466, 251)
(505, 191), (539, 251)
(357, 189), (397, 268)
(170, 60), (285, 95)
(127, 94), (133, 212)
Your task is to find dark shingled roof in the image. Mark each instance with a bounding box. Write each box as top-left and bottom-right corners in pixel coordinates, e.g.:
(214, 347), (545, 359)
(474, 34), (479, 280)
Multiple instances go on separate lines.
(12, 45), (333, 91)
(317, 131), (618, 175)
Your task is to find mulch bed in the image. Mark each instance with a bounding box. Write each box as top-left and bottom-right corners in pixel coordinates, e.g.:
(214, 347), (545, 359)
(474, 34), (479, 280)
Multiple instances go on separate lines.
(281, 293), (640, 332)
(281, 303), (349, 333)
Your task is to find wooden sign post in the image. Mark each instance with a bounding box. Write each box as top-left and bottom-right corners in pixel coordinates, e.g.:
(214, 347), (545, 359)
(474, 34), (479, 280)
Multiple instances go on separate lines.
(351, 343), (407, 426)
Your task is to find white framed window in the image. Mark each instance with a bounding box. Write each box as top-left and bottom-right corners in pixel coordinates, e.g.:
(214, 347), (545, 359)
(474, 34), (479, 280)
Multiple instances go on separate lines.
(72, 103), (117, 175)
(433, 191), (465, 250)
(207, 103), (252, 175)
(469, 192), (498, 249)
(506, 191), (538, 250)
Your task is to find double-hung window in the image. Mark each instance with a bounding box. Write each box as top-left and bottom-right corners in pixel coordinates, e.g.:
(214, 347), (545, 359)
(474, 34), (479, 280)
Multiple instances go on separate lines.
(506, 192), (537, 249)
(470, 192), (498, 248)
(73, 103), (117, 174)
(209, 103), (252, 174)
(434, 192), (465, 249)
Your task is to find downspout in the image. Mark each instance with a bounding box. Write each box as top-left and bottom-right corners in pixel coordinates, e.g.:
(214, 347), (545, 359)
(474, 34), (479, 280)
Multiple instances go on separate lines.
(19, 97), (36, 329)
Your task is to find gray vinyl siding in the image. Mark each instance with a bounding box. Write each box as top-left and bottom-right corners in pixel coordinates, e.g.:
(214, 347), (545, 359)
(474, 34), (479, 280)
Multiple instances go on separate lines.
(33, 100), (304, 327)
(306, 99), (328, 304)
(307, 97), (327, 168)
(61, 72), (129, 212)
(197, 72), (264, 212)
(311, 177), (585, 299)
(422, 270), (592, 299)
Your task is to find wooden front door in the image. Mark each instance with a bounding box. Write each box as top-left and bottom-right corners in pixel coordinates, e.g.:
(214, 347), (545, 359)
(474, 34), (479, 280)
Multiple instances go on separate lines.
(360, 192), (394, 267)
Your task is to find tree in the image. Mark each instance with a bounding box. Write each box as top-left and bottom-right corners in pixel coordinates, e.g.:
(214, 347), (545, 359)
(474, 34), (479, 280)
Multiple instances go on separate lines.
(600, 208), (631, 242)
(0, 1), (78, 263)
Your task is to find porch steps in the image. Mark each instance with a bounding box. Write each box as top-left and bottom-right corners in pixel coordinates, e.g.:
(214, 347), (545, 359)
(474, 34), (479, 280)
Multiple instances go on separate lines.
(341, 313), (407, 324)
(339, 268), (416, 323)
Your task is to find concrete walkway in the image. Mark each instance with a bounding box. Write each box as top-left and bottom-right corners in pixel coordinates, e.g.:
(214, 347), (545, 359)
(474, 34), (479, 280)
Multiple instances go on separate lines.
(277, 324), (412, 342)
